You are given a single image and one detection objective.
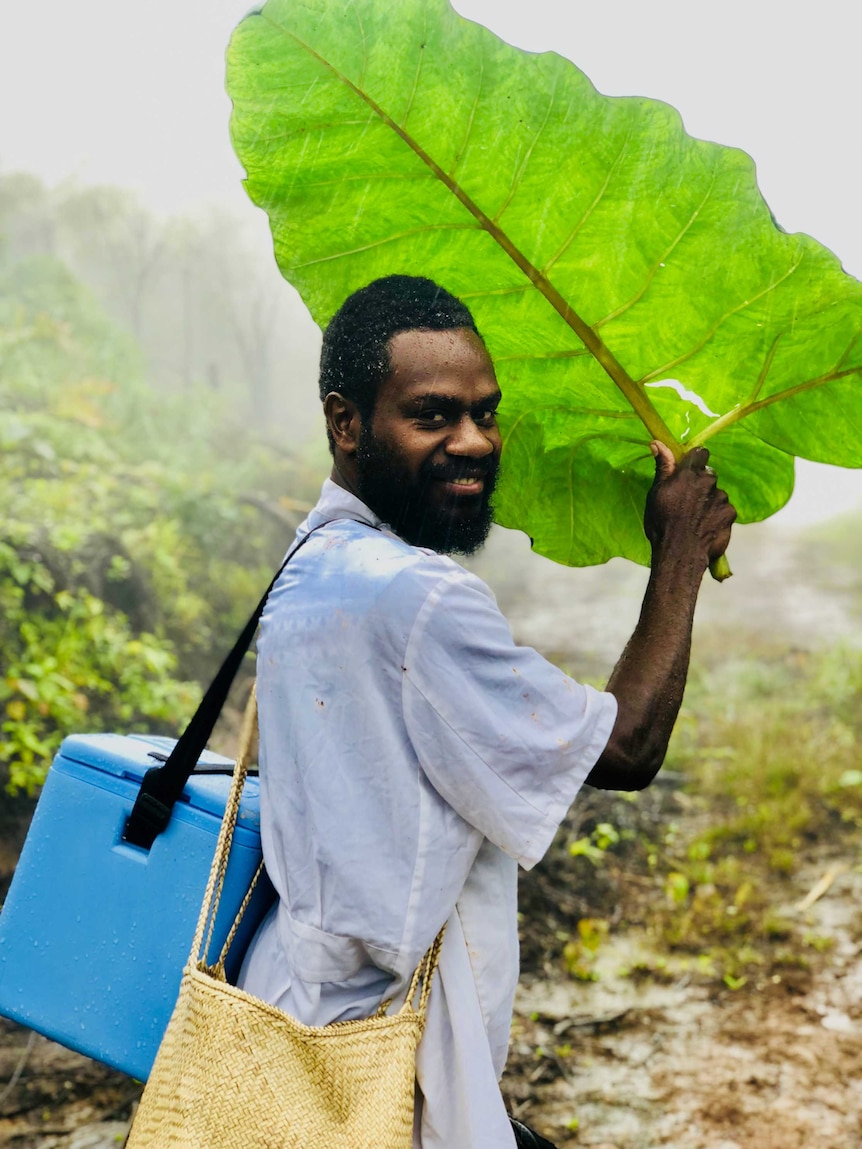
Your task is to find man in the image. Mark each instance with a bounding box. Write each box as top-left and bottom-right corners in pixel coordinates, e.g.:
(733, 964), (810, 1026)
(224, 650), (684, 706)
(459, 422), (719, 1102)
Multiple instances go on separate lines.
(239, 275), (735, 1148)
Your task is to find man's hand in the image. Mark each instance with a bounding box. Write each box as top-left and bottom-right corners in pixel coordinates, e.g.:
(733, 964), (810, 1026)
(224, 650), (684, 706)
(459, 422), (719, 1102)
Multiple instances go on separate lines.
(586, 442), (736, 791)
(645, 442), (735, 572)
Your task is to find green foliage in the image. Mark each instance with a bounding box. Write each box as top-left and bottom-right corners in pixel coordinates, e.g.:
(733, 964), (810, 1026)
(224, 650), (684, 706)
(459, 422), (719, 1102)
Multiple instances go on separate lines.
(0, 255), (141, 396)
(569, 821), (620, 864)
(0, 253), (311, 793)
(562, 917), (609, 982)
(530, 623), (862, 989)
(638, 637), (862, 982)
(0, 551), (197, 795)
(227, 0), (862, 568)
(0, 171), (322, 436)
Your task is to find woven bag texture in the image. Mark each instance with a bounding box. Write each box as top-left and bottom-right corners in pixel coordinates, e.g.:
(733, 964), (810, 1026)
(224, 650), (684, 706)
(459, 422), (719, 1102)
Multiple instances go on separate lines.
(126, 689), (441, 1149)
(126, 961), (424, 1149)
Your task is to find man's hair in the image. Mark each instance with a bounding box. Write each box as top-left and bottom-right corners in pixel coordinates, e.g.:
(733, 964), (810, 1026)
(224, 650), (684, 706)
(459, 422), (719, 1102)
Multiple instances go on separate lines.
(319, 275), (481, 422)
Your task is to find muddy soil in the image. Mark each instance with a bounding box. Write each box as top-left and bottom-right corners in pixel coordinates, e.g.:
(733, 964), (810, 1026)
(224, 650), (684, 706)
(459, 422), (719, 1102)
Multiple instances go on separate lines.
(504, 854), (862, 1148)
(1, 518), (860, 1147)
(2, 831), (859, 1149)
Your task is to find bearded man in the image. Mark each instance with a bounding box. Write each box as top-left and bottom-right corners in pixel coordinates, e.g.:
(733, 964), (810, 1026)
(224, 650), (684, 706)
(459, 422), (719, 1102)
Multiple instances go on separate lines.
(238, 275), (735, 1149)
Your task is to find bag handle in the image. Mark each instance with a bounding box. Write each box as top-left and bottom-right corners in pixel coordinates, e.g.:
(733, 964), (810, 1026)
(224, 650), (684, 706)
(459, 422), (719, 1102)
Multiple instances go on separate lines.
(402, 922), (446, 1018)
(122, 526), (323, 850)
(194, 686), (446, 1014)
(191, 682), (260, 969)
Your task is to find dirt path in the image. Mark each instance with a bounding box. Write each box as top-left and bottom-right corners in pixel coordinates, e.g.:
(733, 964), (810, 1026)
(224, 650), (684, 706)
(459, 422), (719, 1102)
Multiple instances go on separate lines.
(492, 520), (862, 1148)
(504, 853), (862, 1148)
(0, 1028), (137, 1148)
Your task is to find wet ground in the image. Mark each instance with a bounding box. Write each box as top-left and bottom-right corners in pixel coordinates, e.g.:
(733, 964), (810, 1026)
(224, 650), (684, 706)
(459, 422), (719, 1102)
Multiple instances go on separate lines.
(504, 854), (862, 1148)
(2, 847), (859, 1148)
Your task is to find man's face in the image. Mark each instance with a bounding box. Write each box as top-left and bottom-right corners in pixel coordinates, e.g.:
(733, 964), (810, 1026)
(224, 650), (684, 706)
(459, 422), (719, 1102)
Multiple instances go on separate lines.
(353, 327), (502, 555)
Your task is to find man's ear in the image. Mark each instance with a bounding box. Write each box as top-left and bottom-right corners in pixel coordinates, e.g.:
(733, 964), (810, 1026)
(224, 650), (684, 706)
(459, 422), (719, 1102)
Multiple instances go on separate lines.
(323, 392), (362, 455)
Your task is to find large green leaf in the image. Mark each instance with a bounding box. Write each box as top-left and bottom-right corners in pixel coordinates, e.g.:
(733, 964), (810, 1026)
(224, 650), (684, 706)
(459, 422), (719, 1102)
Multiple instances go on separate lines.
(226, 0), (862, 567)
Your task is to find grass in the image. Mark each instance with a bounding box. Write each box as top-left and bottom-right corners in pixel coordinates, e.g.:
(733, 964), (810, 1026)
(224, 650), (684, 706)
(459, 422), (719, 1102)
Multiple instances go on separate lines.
(522, 630), (862, 989)
(641, 635), (862, 980)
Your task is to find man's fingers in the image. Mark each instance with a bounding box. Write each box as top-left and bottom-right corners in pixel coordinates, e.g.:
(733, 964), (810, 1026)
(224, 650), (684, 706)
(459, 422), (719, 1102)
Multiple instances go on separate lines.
(650, 442), (716, 482)
(678, 446), (711, 472)
(649, 440), (676, 481)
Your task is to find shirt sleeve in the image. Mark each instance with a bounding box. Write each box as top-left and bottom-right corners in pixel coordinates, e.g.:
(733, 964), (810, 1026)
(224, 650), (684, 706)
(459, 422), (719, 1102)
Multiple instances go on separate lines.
(401, 566), (618, 869)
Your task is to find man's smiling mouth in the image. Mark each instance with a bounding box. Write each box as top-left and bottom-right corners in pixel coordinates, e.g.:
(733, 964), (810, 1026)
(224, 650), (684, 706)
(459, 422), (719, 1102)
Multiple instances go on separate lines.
(439, 476), (485, 496)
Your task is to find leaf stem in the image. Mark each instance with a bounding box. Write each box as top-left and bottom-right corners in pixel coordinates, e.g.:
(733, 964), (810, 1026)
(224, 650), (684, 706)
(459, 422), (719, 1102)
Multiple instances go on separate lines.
(689, 363), (862, 448)
(710, 554), (732, 581)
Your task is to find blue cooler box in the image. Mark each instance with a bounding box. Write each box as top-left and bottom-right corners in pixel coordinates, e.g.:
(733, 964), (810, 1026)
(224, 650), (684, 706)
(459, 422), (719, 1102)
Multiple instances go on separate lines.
(0, 733), (274, 1081)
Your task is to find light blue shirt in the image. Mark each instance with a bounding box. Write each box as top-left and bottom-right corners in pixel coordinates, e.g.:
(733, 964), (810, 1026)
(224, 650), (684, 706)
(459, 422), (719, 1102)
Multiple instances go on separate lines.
(239, 479), (618, 1149)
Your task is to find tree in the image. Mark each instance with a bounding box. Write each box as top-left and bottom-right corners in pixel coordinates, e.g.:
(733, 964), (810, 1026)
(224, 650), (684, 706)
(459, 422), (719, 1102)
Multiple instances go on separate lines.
(0, 249), (314, 794)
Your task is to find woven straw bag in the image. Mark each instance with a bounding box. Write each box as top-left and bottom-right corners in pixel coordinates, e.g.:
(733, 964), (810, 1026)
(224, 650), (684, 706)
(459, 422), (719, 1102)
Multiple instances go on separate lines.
(126, 691), (444, 1149)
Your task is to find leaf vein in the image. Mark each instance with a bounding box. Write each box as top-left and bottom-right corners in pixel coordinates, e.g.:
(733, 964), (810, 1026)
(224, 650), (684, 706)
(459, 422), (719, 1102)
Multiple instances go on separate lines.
(494, 349), (590, 363)
(542, 123), (634, 276)
(354, 3), (369, 90)
(748, 332), (784, 405)
(492, 74), (559, 225)
(450, 47), (485, 177)
(565, 433), (651, 564)
(258, 12), (678, 449)
(748, 363), (862, 413)
(640, 257), (805, 383)
(594, 169), (718, 329)
(692, 361), (862, 445)
(291, 222), (479, 269)
(457, 285), (530, 301)
(835, 329), (862, 373)
(400, 10), (427, 128)
(279, 172), (436, 191)
(245, 119), (377, 144)
(500, 405), (639, 451)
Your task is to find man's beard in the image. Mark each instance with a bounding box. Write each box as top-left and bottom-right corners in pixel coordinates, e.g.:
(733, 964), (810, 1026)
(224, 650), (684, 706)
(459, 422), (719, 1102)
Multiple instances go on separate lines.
(354, 428), (498, 556)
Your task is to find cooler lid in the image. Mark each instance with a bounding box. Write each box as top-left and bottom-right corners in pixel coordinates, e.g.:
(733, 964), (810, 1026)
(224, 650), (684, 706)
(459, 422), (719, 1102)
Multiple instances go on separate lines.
(55, 733), (261, 825)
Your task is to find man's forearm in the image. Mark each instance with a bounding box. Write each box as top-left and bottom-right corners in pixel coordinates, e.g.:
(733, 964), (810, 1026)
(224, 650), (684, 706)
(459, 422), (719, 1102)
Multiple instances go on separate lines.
(587, 546), (703, 789)
(585, 442), (735, 791)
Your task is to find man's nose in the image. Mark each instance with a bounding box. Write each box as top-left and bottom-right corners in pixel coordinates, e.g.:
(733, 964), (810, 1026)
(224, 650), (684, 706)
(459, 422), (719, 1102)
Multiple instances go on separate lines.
(446, 414), (496, 457)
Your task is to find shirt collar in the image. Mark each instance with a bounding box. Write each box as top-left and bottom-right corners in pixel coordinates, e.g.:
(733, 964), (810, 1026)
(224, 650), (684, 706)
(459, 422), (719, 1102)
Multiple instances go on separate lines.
(306, 477), (386, 533)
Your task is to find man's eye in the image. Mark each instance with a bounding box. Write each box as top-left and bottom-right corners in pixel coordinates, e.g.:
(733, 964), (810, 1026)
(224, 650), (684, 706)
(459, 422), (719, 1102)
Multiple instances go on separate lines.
(417, 410), (447, 425)
(475, 410), (498, 426)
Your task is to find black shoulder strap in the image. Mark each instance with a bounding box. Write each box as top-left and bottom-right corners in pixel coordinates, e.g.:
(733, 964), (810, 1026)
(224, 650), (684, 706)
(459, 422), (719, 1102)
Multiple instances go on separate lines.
(122, 526), (323, 849)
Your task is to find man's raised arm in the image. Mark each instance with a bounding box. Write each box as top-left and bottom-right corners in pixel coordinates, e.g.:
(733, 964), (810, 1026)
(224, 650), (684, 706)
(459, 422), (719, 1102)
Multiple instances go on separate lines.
(586, 441), (736, 791)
